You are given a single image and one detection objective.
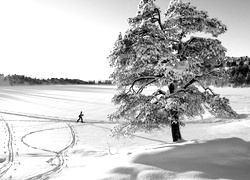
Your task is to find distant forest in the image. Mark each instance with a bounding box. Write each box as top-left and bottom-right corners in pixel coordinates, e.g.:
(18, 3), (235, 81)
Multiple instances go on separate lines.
(226, 56), (250, 87)
(206, 56), (250, 87)
(1, 56), (249, 87)
(0, 74), (112, 86)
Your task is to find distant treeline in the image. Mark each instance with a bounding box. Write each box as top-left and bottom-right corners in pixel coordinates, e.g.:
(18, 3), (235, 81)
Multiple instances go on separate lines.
(208, 56), (250, 87)
(0, 74), (112, 86)
(226, 56), (250, 87)
(1, 56), (250, 87)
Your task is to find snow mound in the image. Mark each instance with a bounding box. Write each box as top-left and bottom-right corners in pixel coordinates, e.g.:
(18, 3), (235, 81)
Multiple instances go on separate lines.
(100, 138), (250, 180)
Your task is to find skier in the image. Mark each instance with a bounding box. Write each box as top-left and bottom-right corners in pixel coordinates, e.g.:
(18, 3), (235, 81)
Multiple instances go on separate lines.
(77, 111), (84, 123)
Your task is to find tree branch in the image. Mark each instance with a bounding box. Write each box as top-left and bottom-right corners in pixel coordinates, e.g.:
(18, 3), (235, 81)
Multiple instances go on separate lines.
(153, 8), (180, 44)
(182, 69), (217, 90)
(195, 79), (215, 96)
(183, 78), (197, 89)
(129, 74), (164, 94)
(137, 79), (157, 93)
(155, 8), (164, 31)
(130, 76), (156, 88)
(153, 89), (167, 96)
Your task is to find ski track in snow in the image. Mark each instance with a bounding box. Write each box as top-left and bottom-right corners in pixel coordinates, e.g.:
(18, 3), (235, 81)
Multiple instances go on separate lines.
(21, 123), (76, 180)
(0, 110), (116, 124)
(0, 117), (15, 178)
(0, 108), (114, 180)
(0, 112), (77, 180)
(0, 110), (69, 122)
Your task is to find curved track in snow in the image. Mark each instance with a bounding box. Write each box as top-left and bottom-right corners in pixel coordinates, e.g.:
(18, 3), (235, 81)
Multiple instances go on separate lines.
(0, 117), (15, 178)
(0, 110), (113, 179)
(21, 123), (76, 180)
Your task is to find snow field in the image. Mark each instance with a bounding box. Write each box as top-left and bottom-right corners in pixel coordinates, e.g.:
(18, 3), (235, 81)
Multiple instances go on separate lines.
(0, 85), (250, 179)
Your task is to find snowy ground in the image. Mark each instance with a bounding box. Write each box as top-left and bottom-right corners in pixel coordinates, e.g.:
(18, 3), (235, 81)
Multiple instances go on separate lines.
(0, 85), (250, 180)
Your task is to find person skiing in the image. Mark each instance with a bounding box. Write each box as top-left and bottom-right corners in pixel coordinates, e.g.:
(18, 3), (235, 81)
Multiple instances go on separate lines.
(77, 111), (84, 123)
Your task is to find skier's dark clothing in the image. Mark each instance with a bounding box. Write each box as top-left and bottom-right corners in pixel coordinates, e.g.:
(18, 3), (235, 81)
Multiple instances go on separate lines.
(77, 111), (84, 123)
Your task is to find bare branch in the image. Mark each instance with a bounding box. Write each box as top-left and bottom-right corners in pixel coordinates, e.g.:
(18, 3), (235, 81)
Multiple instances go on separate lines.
(137, 79), (157, 93)
(128, 85), (136, 93)
(153, 89), (167, 96)
(183, 78), (197, 89)
(129, 74), (165, 94)
(155, 8), (164, 31)
(195, 79), (215, 96)
(182, 68), (219, 90)
(129, 76), (155, 93)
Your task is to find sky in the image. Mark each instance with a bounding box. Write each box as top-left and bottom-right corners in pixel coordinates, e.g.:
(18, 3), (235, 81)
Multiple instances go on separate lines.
(0, 0), (250, 80)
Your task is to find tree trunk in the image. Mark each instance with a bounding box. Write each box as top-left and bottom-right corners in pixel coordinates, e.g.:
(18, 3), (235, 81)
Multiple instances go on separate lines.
(169, 82), (182, 142)
(171, 120), (182, 142)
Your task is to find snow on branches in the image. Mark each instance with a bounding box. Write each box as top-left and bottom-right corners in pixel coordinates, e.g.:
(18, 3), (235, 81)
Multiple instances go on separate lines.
(164, 0), (227, 37)
(108, 0), (238, 138)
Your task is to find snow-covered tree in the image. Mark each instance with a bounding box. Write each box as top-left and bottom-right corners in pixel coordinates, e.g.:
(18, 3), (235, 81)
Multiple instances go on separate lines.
(108, 0), (238, 142)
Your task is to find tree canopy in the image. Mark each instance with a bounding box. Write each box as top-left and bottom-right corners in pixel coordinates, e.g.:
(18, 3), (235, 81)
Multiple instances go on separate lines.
(108, 0), (238, 138)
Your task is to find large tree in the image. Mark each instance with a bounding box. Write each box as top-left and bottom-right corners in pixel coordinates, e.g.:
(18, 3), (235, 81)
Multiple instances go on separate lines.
(108, 0), (238, 142)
